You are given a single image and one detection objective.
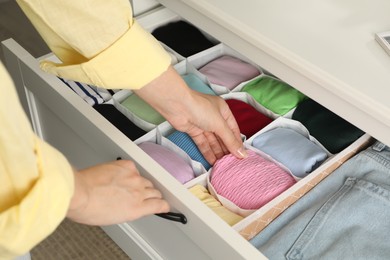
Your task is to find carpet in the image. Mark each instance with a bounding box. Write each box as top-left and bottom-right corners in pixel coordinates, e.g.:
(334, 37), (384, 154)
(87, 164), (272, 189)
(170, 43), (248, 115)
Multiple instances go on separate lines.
(31, 219), (130, 260)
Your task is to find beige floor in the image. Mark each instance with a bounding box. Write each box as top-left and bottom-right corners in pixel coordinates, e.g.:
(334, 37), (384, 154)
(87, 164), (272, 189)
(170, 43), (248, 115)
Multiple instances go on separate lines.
(0, 1), (130, 259)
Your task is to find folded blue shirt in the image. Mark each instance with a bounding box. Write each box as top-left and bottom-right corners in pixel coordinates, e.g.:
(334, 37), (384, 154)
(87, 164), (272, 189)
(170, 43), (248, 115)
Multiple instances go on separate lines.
(252, 127), (328, 178)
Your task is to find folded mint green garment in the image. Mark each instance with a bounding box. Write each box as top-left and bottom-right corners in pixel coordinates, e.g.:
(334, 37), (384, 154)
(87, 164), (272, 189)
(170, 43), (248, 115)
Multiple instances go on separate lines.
(120, 94), (165, 125)
(182, 73), (216, 95)
(241, 76), (307, 115)
(252, 127), (328, 178)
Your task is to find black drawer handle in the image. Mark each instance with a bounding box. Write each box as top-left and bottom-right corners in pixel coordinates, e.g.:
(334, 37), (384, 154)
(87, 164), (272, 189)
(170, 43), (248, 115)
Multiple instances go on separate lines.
(155, 212), (187, 224)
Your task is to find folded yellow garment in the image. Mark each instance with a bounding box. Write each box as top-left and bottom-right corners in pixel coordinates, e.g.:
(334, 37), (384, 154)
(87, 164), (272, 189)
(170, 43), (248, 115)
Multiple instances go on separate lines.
(188, 184), (243, 226)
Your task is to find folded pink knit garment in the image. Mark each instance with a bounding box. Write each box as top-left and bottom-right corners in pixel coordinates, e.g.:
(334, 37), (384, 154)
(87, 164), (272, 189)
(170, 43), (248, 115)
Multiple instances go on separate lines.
(210, 150), (296, 210)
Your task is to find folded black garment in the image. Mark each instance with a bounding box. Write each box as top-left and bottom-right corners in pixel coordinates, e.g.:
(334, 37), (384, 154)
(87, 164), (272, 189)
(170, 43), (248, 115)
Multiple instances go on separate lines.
(292, 99), (365, 153)
(93, 104), (146, 141)
(152, 20), (216, 57)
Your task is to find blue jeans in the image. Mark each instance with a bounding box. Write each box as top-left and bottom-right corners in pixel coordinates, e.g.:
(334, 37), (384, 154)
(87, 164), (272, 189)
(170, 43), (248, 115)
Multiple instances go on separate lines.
(250, 142), (390, 259)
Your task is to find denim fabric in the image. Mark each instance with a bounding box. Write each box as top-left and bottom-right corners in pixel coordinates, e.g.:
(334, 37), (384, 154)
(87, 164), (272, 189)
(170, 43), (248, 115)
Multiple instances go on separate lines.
(250, 142), (390, 260)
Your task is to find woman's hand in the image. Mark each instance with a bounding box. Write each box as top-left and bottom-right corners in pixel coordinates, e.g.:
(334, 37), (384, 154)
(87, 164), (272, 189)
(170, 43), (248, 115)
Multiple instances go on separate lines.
(134, 66), (247, 165)
(67, 160), (169, 226)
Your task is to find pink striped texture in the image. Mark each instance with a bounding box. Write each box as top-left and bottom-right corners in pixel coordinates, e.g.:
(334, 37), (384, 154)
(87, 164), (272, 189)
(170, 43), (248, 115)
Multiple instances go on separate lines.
(210, 150), (296, 210)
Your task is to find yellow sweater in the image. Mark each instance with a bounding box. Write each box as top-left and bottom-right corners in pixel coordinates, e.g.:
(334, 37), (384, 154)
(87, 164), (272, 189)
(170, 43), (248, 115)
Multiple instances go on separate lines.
(1, 0), (171, 258)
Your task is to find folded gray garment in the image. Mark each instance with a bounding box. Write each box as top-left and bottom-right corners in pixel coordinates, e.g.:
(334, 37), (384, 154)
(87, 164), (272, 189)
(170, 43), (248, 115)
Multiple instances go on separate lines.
(252, 127), (328, 178)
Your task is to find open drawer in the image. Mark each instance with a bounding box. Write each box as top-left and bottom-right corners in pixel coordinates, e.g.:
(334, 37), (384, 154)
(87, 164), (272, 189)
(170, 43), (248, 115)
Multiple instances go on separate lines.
(1, 4), (377, 260)
(2, 38), (263, 259)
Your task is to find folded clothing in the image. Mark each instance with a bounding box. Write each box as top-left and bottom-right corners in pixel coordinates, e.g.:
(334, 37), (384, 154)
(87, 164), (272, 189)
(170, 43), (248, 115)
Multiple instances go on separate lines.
(138, 141), (195, 184)
(252, 127), (328, 178)
(182, 73), (216, 95)
(226, 99), (273, 138)
(210, 150), (296, 210)
(167, 131), (212, 170)
(120, 93), (165, 125)
(93, 104), (146, 141)
(199, 55), (261, 90)
(189, 184), (243, 226)
(250, 143), (390, 260)
(60, 77), (114, 106)
(241, 75), (307, 115)
(152, 20), (215, 57)
(292, 99), (365, 153)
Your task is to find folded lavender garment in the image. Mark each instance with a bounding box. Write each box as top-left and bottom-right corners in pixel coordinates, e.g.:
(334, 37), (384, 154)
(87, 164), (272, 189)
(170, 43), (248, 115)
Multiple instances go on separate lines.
(199, 55), (261, 90)
(138, 142), (195, 184)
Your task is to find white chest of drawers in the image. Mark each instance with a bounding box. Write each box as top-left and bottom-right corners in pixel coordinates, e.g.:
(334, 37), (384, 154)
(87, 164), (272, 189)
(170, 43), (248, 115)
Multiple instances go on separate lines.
(3, 0), (390, 259)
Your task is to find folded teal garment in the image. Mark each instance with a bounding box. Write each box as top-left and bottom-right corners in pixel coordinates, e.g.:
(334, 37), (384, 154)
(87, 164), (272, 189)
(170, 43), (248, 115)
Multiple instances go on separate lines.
(241, 76), (307, 115)
(252, 127), (328, 178)
(167, 131), (212, 170)
(120, 93), (165, 125)
(292, 99), (365, 153)
(182, 73), (216, 95)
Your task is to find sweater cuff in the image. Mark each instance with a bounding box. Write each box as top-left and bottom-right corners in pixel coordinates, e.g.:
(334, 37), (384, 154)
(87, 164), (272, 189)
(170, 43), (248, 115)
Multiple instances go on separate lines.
(40, 20), (171, 90)
(0, 137), (74, 259)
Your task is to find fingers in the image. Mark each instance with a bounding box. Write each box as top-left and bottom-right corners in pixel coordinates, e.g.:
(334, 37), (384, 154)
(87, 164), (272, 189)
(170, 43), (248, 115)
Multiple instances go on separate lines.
(216, 124), (247, 159)
(69, 160), (171, 225)
(140, 197), (170, 216)
(136, 188), (170, 216)
(124, 177), (170, 218)
(119, 162), (170, 215)
(204, 131), (226, 158)
(187, 96), (247, 164)
(217, 100), (247, 159)
(190, 131), (233, 165)
(216, 135), (229, 155)
(191, 132), (217, 165)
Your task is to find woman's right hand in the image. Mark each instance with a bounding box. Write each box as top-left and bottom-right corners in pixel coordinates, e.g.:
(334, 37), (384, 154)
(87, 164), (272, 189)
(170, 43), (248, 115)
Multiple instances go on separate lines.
(67, 160), (170, 226)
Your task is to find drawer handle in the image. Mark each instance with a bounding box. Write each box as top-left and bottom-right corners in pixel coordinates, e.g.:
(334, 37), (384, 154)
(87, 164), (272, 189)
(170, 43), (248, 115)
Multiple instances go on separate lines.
(155, 212), (187, 224)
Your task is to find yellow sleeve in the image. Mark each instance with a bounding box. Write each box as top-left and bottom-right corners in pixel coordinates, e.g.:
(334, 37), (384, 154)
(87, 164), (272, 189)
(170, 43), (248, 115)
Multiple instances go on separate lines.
(0, 63), (74, 259)
(16, 0), (171, 90)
